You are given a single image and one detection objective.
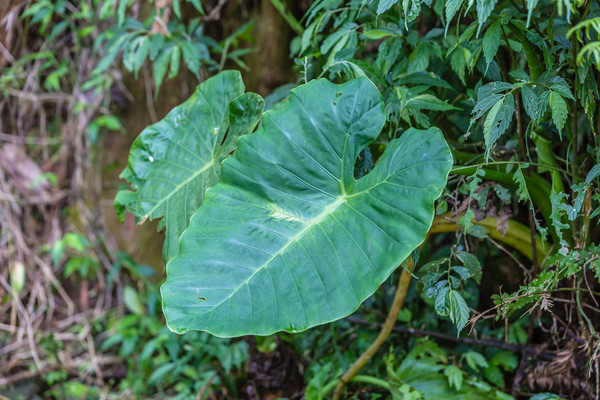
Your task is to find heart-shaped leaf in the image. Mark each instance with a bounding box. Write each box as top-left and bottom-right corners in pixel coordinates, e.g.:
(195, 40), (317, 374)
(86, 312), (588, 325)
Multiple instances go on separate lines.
(162, 77), (452, 337)
(115, 71), (264, 262)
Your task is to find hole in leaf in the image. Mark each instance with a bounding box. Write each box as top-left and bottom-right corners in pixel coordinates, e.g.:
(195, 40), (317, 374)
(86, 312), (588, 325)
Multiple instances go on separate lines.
(332, 100), (337, 106)
(335, 92), (342, 99)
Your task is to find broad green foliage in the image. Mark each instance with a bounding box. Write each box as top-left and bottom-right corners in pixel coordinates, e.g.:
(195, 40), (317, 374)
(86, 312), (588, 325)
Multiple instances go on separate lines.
(107, 0), (600, 396)
(93, 4), (253, 94)
(161, 77), (452, 336)
(418, 252), (482, 334)
(385, 339), (513, 400)
(115, 71), (263, 262)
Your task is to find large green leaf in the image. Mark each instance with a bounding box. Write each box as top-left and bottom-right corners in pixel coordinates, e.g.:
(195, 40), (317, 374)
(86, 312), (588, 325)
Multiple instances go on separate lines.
(161, 77), (452, 337)
(115, 71), (264, 263)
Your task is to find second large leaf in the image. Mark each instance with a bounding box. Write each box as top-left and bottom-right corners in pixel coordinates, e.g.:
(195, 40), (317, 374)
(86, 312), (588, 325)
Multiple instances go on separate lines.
(162, 77), (453, 337)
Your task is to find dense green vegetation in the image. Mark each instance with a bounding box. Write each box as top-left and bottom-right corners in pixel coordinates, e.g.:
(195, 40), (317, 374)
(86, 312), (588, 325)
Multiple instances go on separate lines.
(1, 0), (600, 399)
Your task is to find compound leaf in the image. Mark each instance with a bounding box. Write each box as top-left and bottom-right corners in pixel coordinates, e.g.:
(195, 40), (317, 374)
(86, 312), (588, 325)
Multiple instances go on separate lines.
(378, 0), (400, 15)
(161, 77), (452, 336)
(550, 91), (568, 133)
(483, 19), (502, 69)
(483, 93), (514, 158)
(521, 85), (540, 121)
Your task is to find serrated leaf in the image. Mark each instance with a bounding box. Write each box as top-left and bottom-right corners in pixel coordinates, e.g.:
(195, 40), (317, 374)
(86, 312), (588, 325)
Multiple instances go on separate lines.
(448, 289), (470, 333)
(450, 47), (468, 84)
(168, 45), (181, 79)
(444, 365), (463, 390)
(403, 0), (423, 23)
(320, 22), (357, 54)
(472, 82), (513, 120)
(456, 251), (482, 283)
(513, 167), (529, 202)
(550, 188), (570, 251)
(173, 0), (181, 19)
(445, 0), (464, 34)
(363, 29), (394, 40)
(483, 93), (514, 158)
(435, 284), (451, 315)
(472, 93), (504, 120)
(464, 351), (489, 371)
(478, 81), (513, 98)
(586, 164), (600, 183)
(550, 91), (568, 132)
(484, 363), (504, 387)
(491, 351), (518, 370)
(378, 0), (400, 15)
(116, 71), (264, 263)
(466, 225), (489, 238)
(521, 85), (540, 120)
(483, 19), (502, 69)
(549, 76), (574, 100)
(509, 69), (530, 82)
(476, 0), (497, 36)
(161, 77), (452, 336)
(408, 43), (431, 74)
(152, 48), (171, 93)
(406, 94), (456, 111)
(460, 208), (476, 232)
(181, 41), (208, 78)
(452, 266), (471, 280)
(514, 167), (548, 240)
(526, 0), (539, 27)
(300, 19), (318, 55)
(395, 71), (453, 89)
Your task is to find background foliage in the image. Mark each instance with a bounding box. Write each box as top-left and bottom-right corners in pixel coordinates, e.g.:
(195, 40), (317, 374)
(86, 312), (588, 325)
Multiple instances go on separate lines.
(1, 0), (600, 399)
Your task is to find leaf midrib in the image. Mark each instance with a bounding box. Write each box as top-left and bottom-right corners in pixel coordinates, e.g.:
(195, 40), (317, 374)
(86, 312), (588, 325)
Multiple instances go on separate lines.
(205, 195), (348, 313)
(141, 158), (216, 222)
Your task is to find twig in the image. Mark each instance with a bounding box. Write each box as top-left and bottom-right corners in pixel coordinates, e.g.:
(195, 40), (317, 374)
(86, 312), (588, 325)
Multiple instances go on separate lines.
(0, 355), (122, 386)
(486, 236), (530, 278)
(345, 316), (525, 352)
(0, 131), (62, 145)
(200, 0), (228, 22)
(6, 88), (72, 102)
(0, 42), (14, 64)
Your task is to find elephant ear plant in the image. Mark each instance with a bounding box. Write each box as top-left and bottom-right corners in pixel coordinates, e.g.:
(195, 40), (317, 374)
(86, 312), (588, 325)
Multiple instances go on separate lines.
(116, 70), (452, 337)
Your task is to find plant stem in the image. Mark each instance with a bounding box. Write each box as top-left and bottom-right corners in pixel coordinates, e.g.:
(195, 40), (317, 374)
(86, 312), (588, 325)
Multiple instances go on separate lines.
(346, 316), (525, 352)
(431, 213), (550, 262)
(514, 89), (539, 272)
(323, 374), (389, 395)
(331, 258), (414, 400)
